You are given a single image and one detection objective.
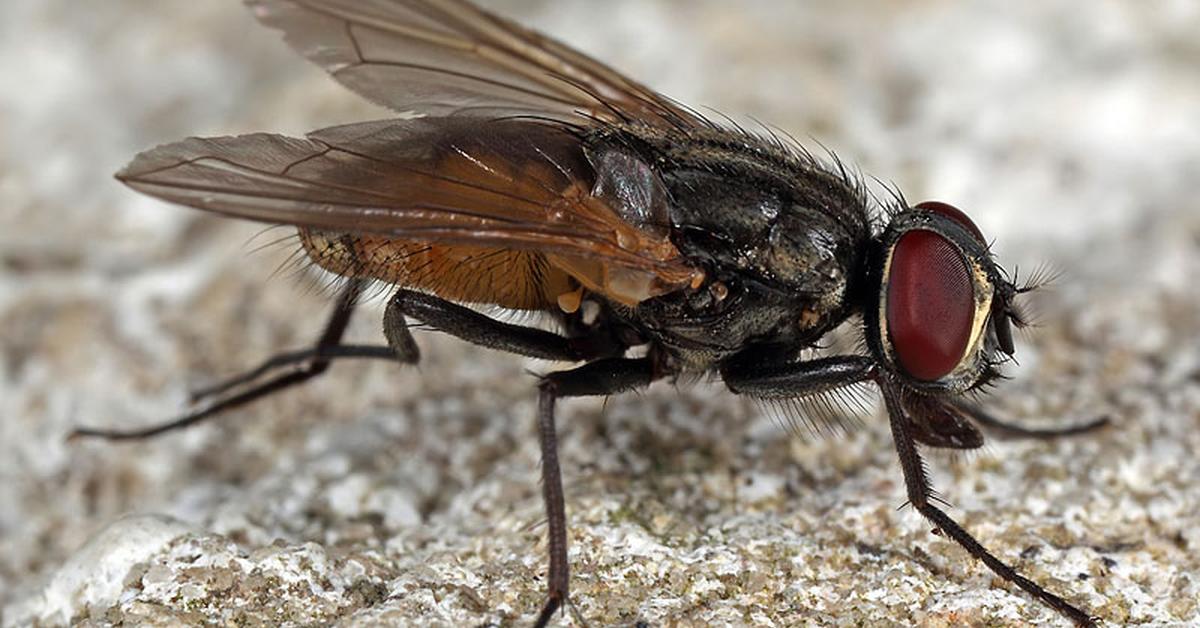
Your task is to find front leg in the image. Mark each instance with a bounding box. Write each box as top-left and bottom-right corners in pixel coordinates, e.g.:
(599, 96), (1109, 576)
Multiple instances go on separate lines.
(721, 353), (877, 398)
(880, 383), (1096, 626)
(720, 352), (1096, 626)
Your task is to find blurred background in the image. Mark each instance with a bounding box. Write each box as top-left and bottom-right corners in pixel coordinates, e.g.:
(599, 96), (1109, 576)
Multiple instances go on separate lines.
(2, 0), (1198, 625)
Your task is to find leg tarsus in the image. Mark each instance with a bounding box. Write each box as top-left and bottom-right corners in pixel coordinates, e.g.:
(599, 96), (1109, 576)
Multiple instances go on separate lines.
(70, 279), (369, 441)
(951, 400), (1110, 440)
(70, 367), (321, 441)
(188, 345), (399, 403)
(533, 595), (562, 628)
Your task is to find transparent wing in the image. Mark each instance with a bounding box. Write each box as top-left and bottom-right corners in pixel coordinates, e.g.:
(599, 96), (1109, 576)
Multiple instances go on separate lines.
(247, 0), (703, 127)
(117, 117), (700, 304)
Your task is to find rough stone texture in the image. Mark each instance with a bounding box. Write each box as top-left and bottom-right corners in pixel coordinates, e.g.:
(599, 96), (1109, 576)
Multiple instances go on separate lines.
(2, 1), (1198, 626)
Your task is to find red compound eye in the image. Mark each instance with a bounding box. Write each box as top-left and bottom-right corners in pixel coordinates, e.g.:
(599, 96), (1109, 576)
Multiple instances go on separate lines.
(886, 230), (975, 381)
(915, 200), (986, 244)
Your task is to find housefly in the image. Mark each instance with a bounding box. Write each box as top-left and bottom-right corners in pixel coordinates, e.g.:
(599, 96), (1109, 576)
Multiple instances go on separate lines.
(78, 0), (1109, 625)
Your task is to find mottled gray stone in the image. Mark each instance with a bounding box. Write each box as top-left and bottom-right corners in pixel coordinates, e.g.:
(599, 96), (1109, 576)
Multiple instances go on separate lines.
(2, 1), (1198, 626)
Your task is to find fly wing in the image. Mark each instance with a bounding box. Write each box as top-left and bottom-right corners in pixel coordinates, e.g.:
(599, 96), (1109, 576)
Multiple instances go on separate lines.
(246, 0), (702, 126)
(117, 117), (701, 305)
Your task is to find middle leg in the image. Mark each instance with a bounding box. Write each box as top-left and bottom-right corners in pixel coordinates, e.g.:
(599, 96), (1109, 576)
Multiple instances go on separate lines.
(532, 358), (657, 628)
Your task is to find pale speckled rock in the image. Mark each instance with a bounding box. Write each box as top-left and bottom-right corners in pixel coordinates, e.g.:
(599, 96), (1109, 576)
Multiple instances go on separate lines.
(9, 515), (193, 626)
(3, 1), (1199, 627)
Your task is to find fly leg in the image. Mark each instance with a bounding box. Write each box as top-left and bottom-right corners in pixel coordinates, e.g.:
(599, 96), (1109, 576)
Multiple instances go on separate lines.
(379, 291), (654, 626)
(533, 358), (656, 628)
(75, 283), (649, 624)
(376, 290), (652, 624)
(71, 279), (381, 440)
(719, 353), (1096, 627)
(948, 400), (1109, 440)
(382, 290), (653, 625)
(71, 284), (615, 441)
(720, 354), (878, 398)
(377, 290), (650, 624)
(180, 287), (634, 405)
(882, 384), (1097, 627)
(383, 289), (585, 362)
(188, 280), (597, 405)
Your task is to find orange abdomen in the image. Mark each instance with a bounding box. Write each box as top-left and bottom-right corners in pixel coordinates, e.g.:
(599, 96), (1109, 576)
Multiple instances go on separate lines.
(299, 229), (576, 310)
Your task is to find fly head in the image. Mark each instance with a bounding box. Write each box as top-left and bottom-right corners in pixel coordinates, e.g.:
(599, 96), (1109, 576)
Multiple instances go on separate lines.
(866, 201), (1029, 396)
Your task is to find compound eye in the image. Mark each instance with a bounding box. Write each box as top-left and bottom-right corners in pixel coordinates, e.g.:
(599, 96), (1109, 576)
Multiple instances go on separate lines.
(886, 230), (975, 381)
(915, 200), (986, 244)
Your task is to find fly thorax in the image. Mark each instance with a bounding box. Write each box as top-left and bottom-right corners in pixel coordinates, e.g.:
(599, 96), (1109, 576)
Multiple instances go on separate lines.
(763, 209), (861, 329)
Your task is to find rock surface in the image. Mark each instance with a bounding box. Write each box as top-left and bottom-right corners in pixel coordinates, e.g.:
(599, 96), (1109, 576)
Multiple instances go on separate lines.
(2, 1), (1198, 626)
